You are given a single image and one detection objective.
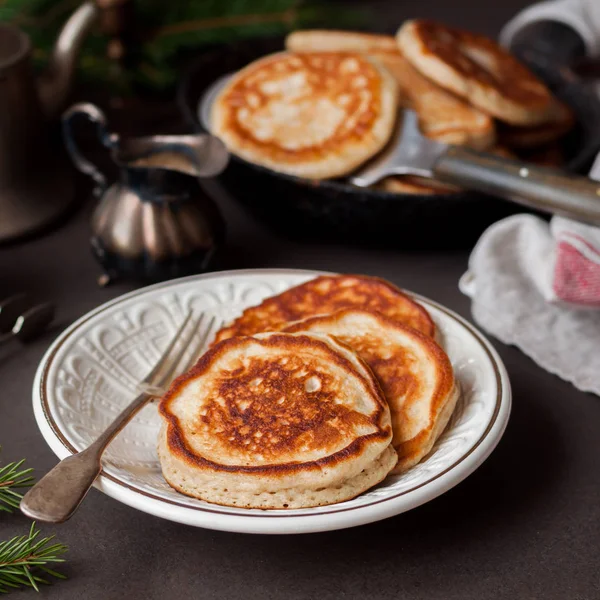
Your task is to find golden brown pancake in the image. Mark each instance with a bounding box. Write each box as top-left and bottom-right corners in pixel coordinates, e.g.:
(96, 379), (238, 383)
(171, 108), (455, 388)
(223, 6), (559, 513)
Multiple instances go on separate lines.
(213, 274), (436, 345)
(158, 331), (397, 509)
(397, 20), (554, 125)
(370, 51), (495, 149)
(377, 174), (459, 195)
(211, 51), (398, 179)
(286, 30), (398, 54)
(286, 30), (495, 150)
(498, 99), (574, 149)
(284, 309), (459, 472)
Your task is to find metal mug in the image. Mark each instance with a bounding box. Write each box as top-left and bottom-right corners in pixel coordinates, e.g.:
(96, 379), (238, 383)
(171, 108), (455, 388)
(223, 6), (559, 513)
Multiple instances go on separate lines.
(0, 2), (99, 243)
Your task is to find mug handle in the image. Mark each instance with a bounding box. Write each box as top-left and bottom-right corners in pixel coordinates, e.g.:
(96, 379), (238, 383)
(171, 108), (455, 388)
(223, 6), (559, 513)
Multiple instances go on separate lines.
(62, 103), (119, 195)
(508, 21), (586, 89)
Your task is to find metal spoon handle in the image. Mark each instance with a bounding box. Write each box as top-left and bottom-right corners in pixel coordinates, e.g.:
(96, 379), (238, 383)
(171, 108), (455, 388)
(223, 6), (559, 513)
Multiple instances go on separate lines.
(20, 390), (150, 523)
(0, 302), (55, 345)
(0, 294), (28, 334)
(19, 447), (103, 523)
(434, 146), (600, 225)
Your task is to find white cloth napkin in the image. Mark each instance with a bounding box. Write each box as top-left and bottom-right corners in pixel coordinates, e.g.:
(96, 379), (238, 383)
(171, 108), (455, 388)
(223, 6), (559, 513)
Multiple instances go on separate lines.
(460, 155), (600, 395)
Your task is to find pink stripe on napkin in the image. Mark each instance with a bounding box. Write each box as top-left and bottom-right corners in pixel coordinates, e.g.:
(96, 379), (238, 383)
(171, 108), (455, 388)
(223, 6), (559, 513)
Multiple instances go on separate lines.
(553, 238), (600, 306)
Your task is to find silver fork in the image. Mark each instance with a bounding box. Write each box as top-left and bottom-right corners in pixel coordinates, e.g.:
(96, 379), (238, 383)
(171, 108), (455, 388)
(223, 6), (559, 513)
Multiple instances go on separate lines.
(20, 311), (215, 523)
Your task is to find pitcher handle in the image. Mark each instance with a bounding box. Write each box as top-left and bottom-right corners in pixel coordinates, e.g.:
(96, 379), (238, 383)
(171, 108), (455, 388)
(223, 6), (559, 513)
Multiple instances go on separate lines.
(62, 102), (118, 196)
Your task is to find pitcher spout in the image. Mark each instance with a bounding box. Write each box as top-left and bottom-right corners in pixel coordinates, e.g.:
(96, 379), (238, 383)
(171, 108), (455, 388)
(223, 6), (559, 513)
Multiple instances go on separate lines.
(38, 1), (99, 118)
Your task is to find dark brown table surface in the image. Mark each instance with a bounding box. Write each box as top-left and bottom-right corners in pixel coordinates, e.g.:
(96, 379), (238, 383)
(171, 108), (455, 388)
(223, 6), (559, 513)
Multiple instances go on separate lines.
(2, 1), (600, 598)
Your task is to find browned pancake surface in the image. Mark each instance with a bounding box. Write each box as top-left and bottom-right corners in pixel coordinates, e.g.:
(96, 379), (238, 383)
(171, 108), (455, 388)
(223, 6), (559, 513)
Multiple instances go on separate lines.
(286, 30), (495, 150)
(212, 51), (397, 178)
(160, 333), (390, 473)
(370, 51), (495, 148)
(398, 20), (553, 124)
(498, 100), (575, 149)
(204, 351), (371, 461)
(379, 174), (459, 195)
(214, 274), (435, 344)
(413, 20), (550, 108)
(283, 309), (456, 470)
(286, 30), (398, 54)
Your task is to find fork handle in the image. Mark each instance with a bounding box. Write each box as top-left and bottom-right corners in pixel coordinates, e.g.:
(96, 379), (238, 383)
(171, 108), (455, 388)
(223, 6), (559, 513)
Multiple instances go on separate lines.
(19, 446), (104, 523)
(20, 390), (151, 523)
(433, 146), (600, 225)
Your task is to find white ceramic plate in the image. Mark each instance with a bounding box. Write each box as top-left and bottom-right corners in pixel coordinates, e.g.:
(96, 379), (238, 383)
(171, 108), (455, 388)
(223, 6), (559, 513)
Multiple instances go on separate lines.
(33, 269), (511, 534)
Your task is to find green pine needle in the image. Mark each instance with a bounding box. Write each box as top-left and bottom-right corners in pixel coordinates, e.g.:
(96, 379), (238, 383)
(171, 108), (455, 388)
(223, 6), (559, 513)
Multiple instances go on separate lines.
(2, 0), (367, 93)
(0, 450), (68, 592)
(0, 522), (68, 593)
(0, 456), (35, 514)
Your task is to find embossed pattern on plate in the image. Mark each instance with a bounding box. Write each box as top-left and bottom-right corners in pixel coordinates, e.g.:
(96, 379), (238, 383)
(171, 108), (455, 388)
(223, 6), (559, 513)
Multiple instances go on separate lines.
(32, 269), (511, 534)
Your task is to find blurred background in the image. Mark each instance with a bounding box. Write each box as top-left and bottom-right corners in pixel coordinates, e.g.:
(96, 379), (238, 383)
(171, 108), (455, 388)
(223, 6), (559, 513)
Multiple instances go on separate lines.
(3, 0), (599, 301)
(3, 0), (536, 132)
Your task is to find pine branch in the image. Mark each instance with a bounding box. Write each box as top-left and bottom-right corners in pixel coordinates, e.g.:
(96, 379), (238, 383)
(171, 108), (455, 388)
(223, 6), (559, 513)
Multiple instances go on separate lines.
(0, 455), (34, 514)
(0, 522), (68, 593)
(152, 6), (298, 38)
(3, 0), (367, 92)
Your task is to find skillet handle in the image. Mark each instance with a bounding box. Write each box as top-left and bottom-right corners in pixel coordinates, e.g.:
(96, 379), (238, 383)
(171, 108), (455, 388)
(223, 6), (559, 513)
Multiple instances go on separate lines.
(433, 146), (600, 225)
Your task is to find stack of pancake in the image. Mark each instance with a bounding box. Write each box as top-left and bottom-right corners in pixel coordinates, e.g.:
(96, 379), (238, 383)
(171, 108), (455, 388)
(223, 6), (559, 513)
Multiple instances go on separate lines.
(158, 275), (460, 509)
(210, 20), (573, 195)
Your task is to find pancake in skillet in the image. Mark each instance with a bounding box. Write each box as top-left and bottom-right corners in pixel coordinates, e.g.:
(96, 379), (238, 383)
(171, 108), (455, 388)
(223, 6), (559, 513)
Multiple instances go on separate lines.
(397, 19), (554, 125)
(286, 30), (495, 150)
(158, 332), (397, 509)
(284, 309), (459, 471)
(378, 175), (459, 195)
(498, 99), (574, 149)
(211, 51), (398, 179)
(370, 51), (494, 149)
(286, 29), (399, 54)
(213, 274), (436, 344)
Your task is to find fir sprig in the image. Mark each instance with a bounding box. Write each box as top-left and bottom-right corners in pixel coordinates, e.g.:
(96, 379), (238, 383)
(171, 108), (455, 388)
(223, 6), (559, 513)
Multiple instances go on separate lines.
(0, 458), (35, 514)
(1, 0), (366, 92)
(0, 523), (68, 593)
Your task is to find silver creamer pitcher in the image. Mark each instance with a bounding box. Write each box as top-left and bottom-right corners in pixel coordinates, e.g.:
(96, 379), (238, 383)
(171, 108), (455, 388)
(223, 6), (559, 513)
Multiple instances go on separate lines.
(0, 2), (98, 243)
(62, 103), (229, 285)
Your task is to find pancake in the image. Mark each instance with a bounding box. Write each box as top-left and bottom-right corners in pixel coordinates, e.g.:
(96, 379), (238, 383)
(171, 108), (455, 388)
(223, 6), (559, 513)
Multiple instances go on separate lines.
(211, 51), (398, 179)
(370, 51), (495, 150)
(284, 309), (459, 472)
(378, 174), (458, 195)
(396, 20), (554, 125)
(213, 274), (436, 344)
(498, 99), (574, 149)
(158, 331), (397, 509)
(286, 30), (495, 150)
(286, 30), (398, 54)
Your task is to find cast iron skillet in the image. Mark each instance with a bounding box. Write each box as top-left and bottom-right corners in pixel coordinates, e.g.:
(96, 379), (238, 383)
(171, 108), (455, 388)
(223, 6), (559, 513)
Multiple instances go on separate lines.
(178, 29), (600, 249)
